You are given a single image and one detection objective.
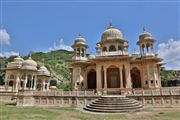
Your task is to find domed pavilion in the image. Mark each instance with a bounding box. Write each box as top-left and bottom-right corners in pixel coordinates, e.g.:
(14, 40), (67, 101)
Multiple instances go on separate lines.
(70, 21), (164, 94)
(3, 54), (51, 92)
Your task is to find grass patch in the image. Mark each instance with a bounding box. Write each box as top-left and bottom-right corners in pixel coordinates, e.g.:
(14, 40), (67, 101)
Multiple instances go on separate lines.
(0, 102), (179, 120)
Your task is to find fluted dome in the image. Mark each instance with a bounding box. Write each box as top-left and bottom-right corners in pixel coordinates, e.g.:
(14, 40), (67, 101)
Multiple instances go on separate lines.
(101, 27), (123, 41)
(101, 21), (123, 41)
(6, 55), (24, 69)
(137, 28), (155, 45)
(72, 34), (88, 48)
(139, 31), (152, 40)
(14, 55), (24, 63)
(37, 65), (50, 76)
(21, 57), (37, 70)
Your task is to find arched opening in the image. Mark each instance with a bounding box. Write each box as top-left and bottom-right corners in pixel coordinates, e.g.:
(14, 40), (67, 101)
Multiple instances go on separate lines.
(26, 75), (32, 88)
(142, 44), (145, 54)
(107, 66), (120, 88)
(81, 48), (84, 57)
(50, 80), (57, 86)
(102, 47), (107, 52)
(146, 43), (150, 52)
(131, 67), (141, 88)
(36, 83), (42, 91)
(118, 46), (123, 51)
(77, 48), (80, 57)
(9, 81), (13, 87)
(109, 45), (116, 52)
(20, 81), (23, 88)
(87, 70), (96, 89)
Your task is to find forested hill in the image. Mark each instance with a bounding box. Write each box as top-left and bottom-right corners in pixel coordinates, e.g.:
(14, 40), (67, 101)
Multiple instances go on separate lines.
(30, 50), (73, 82)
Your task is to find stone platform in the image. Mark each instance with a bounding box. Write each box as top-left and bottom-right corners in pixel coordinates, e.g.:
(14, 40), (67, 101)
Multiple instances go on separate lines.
(84, 95), (143, 113)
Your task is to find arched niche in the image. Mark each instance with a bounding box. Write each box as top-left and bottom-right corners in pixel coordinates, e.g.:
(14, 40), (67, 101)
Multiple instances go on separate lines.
(87, 69), (96, 89)
(109, 45), (116, 52)
(107, 66), (120, 88)
(130, 67), (141, 88)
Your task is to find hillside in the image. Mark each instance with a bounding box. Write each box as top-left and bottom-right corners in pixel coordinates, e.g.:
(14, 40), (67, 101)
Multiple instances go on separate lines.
(30, 50), (73, 81)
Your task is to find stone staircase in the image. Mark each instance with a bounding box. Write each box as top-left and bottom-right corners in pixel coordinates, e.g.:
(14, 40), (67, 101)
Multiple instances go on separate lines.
(84, 95), (143, 113)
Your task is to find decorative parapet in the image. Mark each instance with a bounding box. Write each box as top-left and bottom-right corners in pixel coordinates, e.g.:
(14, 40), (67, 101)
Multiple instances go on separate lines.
(33, 90), (95, 97)
(72, 56), (88, 61)
(130, 87), (180, 96)
(96, 50), (128, 56)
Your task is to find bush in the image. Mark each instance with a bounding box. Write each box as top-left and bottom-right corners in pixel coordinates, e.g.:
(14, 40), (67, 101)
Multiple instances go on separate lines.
(56, 82), (71, 91)
(161, 80), (168, 87)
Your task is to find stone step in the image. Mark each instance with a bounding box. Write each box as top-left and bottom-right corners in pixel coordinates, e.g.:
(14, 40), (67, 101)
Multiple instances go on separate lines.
(90, 102), (141, 107)
(95, 99), (134, 103)
(99, 97), (128, 100)
(84, 96), (143, 113)
(83, 107), (143, 113)
(86, 104), (143, 110)
(93, 100), (136, 104)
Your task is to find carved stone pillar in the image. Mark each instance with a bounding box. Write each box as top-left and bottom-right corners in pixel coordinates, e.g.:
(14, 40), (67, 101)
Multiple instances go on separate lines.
(119, 66), (123, 88)
(47, 81), (50, 91)
(33, 76), (37, 90)
(96, 64), (102, 90)
(16, 75), (20, 91)
(24, 75), (28, 90)
(104, 67), (107, 89)
(125, 65), (131, 88)
(4, 74), (8, 90)
(43, 80), (46, 91)
(31, 75), (34, 90)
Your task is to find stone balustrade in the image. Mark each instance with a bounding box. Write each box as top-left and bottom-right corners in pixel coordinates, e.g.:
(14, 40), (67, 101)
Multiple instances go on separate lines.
(131, 87), (180, 96)
(96, 50), (128, 56)
(33, 90), (95, 97)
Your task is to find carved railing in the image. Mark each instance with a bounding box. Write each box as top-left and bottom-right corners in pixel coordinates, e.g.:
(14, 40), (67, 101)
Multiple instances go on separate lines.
(33, 90), (95, 97)
(96, 50), (128, 56)
(131, 87), (180, 96)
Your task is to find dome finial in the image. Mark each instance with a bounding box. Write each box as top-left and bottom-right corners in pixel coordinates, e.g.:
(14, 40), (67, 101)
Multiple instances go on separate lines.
(143, 26), (146, 32)
(78, 33), (83, 38)
(42, 59), (45, 66)
(28, 51), (33, 59)
(109, 19), (113, 27)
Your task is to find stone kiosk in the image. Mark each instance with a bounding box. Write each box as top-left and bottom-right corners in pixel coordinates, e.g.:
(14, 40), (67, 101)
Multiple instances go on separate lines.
(3, 55), (51, 92)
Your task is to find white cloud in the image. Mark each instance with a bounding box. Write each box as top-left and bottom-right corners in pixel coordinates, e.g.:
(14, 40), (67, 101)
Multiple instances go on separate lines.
(49, 39), (73, 51)
(0, 28), (10, 45)
(158, 39), (180, 70)
(0, 51), (19, 58)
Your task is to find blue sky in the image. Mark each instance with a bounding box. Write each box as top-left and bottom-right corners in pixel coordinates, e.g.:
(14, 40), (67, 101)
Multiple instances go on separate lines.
(0, 0), (180, 69)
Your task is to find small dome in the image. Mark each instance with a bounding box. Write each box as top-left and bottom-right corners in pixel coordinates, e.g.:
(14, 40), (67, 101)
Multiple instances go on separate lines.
(21, 57), (37, 70)
(101, 21), (123, 41)
(75, 34), (86, 42)
(72, 34), (88, 48)
(37, 65), (50, 76)
(139, 31), (152, 40)
(96, 44), (101, 48)
(139, 27), (154, 40)
(6, 55), (24, 69)
(14, 55), (24, 62)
